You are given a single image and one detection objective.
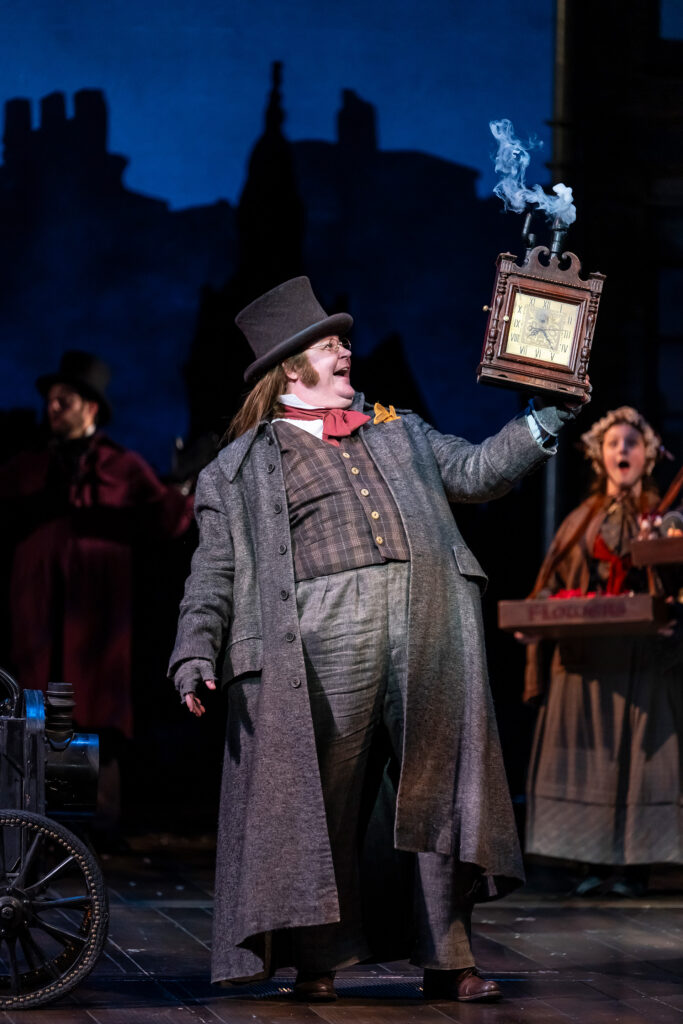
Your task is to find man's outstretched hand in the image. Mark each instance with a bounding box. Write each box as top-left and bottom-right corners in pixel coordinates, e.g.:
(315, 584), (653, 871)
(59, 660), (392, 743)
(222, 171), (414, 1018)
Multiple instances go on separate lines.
(533, 376), (592, 433)
(186, 680), (216, 717)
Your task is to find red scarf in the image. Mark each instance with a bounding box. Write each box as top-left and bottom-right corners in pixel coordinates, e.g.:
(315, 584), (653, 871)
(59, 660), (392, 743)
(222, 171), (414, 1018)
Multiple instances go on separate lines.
(279, 406), (371, 447)
(592, 534), (631, 595)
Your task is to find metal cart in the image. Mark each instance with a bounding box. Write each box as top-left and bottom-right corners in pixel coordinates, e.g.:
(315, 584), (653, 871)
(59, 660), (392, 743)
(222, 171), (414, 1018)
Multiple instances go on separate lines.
(0, 669), (108, 1008)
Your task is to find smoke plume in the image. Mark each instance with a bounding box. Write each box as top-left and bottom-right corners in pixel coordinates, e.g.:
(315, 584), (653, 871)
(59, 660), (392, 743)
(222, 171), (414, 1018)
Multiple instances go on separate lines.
(490, 118), (576, 228)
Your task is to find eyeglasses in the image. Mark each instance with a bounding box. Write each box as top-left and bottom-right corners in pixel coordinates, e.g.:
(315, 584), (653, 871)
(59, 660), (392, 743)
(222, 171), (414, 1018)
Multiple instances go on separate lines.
(308, 337), (352, 354)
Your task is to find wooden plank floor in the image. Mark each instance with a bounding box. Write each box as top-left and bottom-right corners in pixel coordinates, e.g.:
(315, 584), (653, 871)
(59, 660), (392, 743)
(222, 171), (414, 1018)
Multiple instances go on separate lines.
(6, 836), (682, 1023)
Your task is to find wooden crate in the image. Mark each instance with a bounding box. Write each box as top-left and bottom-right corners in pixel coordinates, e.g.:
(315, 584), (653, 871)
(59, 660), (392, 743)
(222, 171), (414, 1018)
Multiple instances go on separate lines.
(498, 594), (668, 638)
(630, 536), (683, 567)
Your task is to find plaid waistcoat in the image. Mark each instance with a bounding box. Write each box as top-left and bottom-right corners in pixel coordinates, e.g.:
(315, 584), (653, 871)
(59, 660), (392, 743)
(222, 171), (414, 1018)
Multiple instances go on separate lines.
(274, 421), (409, 582)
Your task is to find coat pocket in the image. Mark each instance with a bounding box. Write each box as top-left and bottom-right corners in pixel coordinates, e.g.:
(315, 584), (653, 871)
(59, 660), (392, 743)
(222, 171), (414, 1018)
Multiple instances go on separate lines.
(222, 635), (263, 682)
(452, 543), (488, 594)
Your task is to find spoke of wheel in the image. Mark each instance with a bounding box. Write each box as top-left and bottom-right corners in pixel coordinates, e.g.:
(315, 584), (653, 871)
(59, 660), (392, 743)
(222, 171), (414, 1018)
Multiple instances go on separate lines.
(30, 894), (92, 910)
(13, 831), (43, 890)
(31, 917), (87, 947)
(18, 928), (57, 977)
(0, 830), (22, 884)
(7, 855), (21, 879)
(5, 937), (20, 994)
(22, 854), (76, 896)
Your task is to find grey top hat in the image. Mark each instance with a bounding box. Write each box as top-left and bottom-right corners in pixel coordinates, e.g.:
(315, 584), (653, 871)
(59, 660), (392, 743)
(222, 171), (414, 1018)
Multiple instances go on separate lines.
(36, 349), (112, 424)
(237, 277), (353, 385)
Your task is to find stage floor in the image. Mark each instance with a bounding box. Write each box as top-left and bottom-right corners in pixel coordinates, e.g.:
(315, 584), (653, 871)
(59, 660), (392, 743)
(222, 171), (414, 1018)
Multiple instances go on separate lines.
(11, 835), (682, 1024)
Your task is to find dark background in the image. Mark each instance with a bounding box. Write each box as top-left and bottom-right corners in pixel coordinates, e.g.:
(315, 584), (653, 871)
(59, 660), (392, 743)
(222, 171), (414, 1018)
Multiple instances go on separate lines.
(0, 0), (682, 832)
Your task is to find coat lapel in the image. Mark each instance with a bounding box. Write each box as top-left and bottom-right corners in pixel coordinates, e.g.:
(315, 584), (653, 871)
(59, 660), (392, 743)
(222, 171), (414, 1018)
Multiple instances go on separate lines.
(218, 426), (261, 482)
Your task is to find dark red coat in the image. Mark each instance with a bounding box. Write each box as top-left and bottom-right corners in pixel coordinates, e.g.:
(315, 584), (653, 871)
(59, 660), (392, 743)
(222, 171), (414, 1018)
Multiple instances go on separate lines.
(0, 433), (193, 736)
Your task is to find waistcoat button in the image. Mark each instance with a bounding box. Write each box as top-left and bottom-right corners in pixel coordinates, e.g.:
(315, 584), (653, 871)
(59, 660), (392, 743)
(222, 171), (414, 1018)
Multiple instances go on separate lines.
(280, 589), (290, 601)
(279, 543), (287, 554)
(274, 502), (282, 513)
(267, 463), (275, 473)
(291, 677), (302, 688)
(285, 632), (295, 642)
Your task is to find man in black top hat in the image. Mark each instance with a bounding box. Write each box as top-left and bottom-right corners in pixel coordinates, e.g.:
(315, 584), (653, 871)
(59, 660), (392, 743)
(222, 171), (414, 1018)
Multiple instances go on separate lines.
(1, 350), (193, 841)
(37, 350), (112, 441)
(169, 277), (583, 1003)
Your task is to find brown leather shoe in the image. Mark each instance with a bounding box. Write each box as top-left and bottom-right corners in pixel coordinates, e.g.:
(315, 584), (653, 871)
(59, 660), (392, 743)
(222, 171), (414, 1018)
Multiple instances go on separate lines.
(423, 966), (501, 1002)
(293, 970), (337, 1002)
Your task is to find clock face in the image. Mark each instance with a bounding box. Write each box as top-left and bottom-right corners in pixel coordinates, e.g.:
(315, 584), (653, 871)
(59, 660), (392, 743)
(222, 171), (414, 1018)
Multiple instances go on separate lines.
(505, 291), (579, 366)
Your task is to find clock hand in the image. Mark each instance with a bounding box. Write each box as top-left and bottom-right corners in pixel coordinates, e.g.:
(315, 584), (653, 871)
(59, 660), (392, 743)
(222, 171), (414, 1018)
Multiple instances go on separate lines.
(529, 326), (551, 345)
(541, 325), (559, 350)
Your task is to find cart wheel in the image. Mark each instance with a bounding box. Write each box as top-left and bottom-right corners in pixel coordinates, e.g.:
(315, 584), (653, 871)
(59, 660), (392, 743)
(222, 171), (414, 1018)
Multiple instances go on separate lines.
(0, 669), (20, 717)
(0, 810), (108, 1008)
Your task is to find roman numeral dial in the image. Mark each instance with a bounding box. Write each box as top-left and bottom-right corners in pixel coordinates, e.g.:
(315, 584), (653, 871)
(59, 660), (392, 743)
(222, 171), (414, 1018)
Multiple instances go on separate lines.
(504, 291), (578, 367)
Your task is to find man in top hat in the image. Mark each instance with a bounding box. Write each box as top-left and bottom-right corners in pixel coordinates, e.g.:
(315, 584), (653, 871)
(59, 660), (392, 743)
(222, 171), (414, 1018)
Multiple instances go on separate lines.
(0, 350), (194, 839)
(169, 278), (584, 1002)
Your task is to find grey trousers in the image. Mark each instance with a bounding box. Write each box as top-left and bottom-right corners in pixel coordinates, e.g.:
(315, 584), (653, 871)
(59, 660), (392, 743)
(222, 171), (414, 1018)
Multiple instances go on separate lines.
(292, 561), (475, 972)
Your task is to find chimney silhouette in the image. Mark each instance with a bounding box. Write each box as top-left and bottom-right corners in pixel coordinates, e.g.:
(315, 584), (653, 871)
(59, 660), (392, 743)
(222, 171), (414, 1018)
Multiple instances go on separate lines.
(338, 89), (377, 152)
(3, 99), (31, 169)
(73, 89), (108, 154)
(40, 92), (67, 130)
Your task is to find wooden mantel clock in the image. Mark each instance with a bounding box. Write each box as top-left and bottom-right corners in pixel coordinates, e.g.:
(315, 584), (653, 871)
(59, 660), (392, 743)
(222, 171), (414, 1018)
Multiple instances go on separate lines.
(477, 245), (606, 399)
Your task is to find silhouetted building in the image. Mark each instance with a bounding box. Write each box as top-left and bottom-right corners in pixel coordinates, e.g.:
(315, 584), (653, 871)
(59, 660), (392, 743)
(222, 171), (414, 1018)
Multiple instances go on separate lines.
(292, 88), (527, 441)
(184, 62), (306, 443)
(0, 89), (236, 470)
(185, 73), (528, 445)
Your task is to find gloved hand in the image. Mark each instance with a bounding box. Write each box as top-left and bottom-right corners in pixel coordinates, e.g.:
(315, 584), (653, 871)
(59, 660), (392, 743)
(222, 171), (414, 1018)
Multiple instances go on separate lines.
(173, 658), (214, 699)
(532, 402), (577, 435)
(532, 383), (591, 435)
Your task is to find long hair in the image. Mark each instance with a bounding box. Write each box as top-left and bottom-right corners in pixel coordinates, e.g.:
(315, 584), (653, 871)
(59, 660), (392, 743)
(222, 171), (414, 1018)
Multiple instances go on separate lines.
(222, 353), (314, 445)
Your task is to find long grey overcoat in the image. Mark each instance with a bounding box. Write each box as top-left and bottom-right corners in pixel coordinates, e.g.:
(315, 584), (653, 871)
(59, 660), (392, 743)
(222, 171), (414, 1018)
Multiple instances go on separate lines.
(169, 394), (553, 982)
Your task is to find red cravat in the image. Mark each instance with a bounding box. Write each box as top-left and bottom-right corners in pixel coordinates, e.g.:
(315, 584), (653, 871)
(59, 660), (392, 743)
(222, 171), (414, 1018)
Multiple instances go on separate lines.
(279, 406), (371, 447)
(592, 534), (630, 595)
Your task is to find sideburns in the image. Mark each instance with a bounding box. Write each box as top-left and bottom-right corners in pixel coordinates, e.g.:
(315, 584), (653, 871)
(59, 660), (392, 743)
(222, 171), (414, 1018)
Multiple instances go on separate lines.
(284, 353), (319, 389)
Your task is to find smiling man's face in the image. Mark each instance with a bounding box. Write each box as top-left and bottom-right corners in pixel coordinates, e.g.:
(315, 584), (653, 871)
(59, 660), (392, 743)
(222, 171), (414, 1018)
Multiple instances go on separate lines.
(284, 336), (354, 408)
(601, 423), (647, 496)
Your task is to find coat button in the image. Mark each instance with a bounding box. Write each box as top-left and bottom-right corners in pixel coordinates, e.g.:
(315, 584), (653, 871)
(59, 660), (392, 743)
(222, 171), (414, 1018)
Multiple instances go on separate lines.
(274, 502), (282, 513)
(279, 543), (287, 554)
(280, 589), (289, 600)
(285, 631), (296, 642)
(291, 677), (302, 688)
(267, 463), (275, 473)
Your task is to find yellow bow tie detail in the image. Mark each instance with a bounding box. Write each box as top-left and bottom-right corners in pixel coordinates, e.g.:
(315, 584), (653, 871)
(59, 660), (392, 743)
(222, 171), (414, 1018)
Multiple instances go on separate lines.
(373, 402), (400, 424)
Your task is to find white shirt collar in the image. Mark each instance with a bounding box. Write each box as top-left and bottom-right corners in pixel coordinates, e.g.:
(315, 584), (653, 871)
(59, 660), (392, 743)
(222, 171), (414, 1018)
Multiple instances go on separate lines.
(278, 393), (318, 409)
(272, 393), (324, 439)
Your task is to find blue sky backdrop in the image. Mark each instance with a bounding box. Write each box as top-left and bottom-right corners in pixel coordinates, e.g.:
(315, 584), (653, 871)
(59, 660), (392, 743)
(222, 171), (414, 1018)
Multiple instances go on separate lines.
(0, 0), (572, 469)
(1, 0), (556, 209)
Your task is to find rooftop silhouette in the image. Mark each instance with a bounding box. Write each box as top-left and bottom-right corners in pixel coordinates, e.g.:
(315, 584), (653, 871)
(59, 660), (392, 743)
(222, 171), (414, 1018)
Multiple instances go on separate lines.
(0, 64), (536, 471)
